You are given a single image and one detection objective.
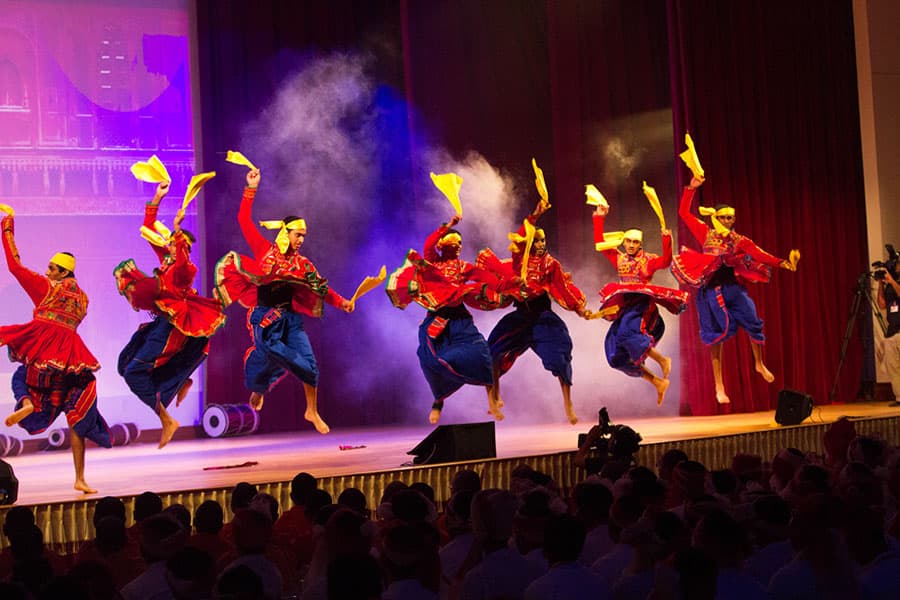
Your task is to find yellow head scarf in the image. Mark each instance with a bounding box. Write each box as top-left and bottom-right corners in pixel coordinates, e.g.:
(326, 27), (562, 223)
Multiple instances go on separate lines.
(623, 229), (643, 242)
(259, 218), (307, 254)
(50, 252), (75, 273)
(698, 205), (734, 235)
(437, 232), (462, 248)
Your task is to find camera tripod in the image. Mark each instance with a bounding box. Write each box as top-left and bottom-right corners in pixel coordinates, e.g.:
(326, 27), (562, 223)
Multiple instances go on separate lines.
(829, 273), (887, 402)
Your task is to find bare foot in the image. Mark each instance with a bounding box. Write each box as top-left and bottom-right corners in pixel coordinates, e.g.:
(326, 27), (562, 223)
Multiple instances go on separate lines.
(655, 378), (670, 406)
(487, 395), (505, 415)
(755, 364), (775, 383)
(490, 407), (505, 422)
(5, 400), (34, 427)
(304, 411), (330, 434)
(565, 406), (578, 425)
(429, 408), (441, 424)
(660, 356), (672, 379)
(175, 378), (193, 407)
(158, 417), (179, 449)
(716, 388), (731, 404)
(248, 392), (264, 411)
(74, 480), (97, 494)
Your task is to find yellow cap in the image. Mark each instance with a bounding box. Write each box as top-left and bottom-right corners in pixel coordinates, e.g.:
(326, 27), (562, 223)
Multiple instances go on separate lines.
(50, 252), (75, 273)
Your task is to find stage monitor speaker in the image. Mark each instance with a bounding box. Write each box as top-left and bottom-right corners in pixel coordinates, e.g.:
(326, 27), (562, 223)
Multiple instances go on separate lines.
(408, 422), (496, 465)
(775, 389), (814, 426)
(0, 458), (18, 505)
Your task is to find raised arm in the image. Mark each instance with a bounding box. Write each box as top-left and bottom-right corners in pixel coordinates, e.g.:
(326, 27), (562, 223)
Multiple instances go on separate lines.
(238, 169), (273, 260)
(144, 182), (170, 263)
(646, 229), (674, 274)
(678, 177), (709, 244)
(423, 214), (460, 262)
(2, 215), (50, 305)
(167, 230), (198, 291)
(592, 206), (620, 269)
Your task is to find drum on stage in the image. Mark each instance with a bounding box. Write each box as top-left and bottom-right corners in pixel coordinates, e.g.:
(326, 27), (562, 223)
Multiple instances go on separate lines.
(201, 403), (260, 438)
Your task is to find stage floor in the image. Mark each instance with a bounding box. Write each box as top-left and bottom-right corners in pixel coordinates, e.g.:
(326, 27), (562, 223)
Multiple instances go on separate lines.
(6, 401), (898, 507)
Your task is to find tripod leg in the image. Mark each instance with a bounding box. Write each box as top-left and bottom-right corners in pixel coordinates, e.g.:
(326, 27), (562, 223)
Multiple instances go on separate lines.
(830, 287), (863, 402)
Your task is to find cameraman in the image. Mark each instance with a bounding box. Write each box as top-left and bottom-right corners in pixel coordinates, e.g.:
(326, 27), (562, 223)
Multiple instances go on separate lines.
(876, 267), (900, 406)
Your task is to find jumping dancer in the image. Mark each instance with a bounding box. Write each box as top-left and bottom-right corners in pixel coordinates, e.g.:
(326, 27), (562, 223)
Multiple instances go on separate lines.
(2, 204), (111, 493)
(485, 197), (588, 423)
(672, 175), (798, 404)
(215, 169), (353, 434)
(387, 213), (506, 424)
(114, 181), (226, 448)
(593, 195), (687, 405)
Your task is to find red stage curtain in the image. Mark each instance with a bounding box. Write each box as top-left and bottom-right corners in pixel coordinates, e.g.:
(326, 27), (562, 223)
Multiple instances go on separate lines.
(667, 0), (868, 415)
(195, 0), (867, 430)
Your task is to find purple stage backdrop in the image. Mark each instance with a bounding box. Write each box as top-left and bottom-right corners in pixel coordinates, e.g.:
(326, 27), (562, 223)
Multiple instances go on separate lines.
(0, 0), (199, 437)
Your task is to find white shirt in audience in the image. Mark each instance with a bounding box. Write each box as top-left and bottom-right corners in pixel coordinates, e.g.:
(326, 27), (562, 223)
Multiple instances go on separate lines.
(743, 539), (794, 587)
(579, 523), (614, 566)
(440, 532), (474, 600)
(524, 562), (609, 600)
(591, 543), (635, 588)
(858, 548), (900, 600)
(715, 567), (768, 600)
(460, 547), (544, 600)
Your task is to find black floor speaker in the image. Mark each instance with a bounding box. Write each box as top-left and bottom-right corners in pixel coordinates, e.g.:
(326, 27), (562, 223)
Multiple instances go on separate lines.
(0, 458), (18, 505)
(408, 422), (496, 465)
(775, 389), (814, 426)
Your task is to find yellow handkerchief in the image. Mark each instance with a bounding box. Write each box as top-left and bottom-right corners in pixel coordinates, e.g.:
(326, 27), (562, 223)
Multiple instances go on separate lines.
(140, 221), (172, 247)
(679, 133), (705, 179)
(585, 184), (608, 207)
(532, 158), (549, 204)
(0, 203), (14, 217)
(181, 172), (216, 211)
(226, 150), (257, 171)
(130, 155), (171, 184)
(507, 219), (537, 280)
(788, 249), (801, 271)
(430, 172), (463, 216)
(595, 231), (625, 252)
(642, 181), (665, 230)
(351, 265), (387, 303)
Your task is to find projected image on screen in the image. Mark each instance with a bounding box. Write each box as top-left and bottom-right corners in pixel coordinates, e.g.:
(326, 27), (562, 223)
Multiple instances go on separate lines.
(0, 0), (197, 431)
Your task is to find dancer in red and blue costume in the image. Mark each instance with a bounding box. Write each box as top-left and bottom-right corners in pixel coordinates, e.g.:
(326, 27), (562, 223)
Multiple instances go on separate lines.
(1, 205), (110, 494)
(215, 168), (353, 434)
(484, 198), (588, 424)
(114, 182), (226, 448)
(593, 201), (687, 406)
(672, 175), (798, 404)
(387, 214), (505, 424)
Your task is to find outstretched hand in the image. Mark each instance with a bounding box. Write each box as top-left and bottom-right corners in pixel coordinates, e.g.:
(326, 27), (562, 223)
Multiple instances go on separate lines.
(448, 214), (461, 227)
(593, 204), (609, 217)
(340, 299), (355, 313)
(533, 198), (551, 217)
(155, 182), (170, 199)
(247, 169), (261, 188)
(689, 175), (705, 189)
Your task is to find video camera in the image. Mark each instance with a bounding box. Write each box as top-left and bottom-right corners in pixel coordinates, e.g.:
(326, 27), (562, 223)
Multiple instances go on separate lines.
(872, 243), (898, 281)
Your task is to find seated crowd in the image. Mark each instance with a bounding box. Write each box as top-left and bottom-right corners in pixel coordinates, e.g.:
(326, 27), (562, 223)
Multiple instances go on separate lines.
(1, 417), (899, 599)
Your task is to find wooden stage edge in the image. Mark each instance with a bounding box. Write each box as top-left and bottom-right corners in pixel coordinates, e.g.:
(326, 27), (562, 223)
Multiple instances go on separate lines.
(6, 401), (900, 508)
(2, 402), (899, 550)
